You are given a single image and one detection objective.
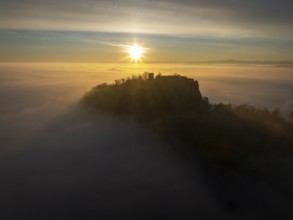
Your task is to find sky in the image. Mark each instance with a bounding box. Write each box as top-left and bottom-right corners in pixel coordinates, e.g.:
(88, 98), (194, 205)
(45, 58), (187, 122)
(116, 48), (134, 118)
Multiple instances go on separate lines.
(0, 2), (293, 216)
(0, 0), (293, 63)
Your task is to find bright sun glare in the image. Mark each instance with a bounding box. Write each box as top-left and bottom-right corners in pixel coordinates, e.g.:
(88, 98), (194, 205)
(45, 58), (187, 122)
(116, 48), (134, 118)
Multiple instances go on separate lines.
(128, 44), (144, 61)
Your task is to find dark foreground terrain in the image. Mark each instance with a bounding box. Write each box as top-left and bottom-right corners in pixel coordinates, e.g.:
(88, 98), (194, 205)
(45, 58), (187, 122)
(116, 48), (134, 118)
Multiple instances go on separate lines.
(82, 74), (293, 218)
(0, 74), (293, 219)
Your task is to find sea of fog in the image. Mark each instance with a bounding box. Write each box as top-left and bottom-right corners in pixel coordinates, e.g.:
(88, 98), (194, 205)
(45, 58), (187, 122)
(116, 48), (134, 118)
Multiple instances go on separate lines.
(0, 62), (292, 219)
(1, 62), (292, 112)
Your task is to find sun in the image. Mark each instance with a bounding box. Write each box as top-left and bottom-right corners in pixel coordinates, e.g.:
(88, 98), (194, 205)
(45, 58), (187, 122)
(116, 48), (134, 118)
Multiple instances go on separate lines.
(128, 44), (144, 61)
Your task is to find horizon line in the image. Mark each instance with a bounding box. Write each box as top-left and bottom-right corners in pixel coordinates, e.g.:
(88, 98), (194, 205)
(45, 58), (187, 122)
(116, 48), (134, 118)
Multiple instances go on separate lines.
(1, 60), (293, 66)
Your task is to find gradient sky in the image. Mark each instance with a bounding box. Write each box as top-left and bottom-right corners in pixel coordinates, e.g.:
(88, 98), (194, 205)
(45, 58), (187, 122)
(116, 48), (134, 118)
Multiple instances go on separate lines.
(0, 0), (293, 62)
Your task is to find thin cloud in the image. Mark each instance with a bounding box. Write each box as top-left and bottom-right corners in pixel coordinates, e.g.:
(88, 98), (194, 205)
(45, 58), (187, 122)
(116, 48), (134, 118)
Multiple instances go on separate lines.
(0, 0), (293, 37)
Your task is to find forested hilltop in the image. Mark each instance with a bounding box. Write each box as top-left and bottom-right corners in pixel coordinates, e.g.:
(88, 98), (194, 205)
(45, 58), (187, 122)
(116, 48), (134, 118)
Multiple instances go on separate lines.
(82, 74), (208, 117)
(82, 73), (293, 217)
(82, 73), (292, 140)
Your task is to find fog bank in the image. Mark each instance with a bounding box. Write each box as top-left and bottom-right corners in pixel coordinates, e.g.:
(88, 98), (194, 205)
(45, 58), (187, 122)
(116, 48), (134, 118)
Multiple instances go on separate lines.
(0, 63), (292, 219)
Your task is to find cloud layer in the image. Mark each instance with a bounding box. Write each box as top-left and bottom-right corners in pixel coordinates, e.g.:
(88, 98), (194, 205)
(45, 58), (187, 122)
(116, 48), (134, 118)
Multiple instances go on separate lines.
(0, 0), (293, 37)
(0, 62), (293, 219)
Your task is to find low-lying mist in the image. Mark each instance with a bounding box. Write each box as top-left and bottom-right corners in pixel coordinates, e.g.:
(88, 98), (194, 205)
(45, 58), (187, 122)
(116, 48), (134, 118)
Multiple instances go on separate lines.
(2, 108), (225, 219)
(0, 63), (222, 219)
(0, 63), (293, 219)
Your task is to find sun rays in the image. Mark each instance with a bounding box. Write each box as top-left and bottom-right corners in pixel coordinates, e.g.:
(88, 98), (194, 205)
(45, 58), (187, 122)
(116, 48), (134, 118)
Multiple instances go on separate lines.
(127, 44), (144, 61)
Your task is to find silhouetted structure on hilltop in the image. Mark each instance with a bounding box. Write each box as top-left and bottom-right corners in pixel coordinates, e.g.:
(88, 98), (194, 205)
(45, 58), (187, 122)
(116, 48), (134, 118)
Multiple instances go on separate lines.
(148, 72), (154, 80)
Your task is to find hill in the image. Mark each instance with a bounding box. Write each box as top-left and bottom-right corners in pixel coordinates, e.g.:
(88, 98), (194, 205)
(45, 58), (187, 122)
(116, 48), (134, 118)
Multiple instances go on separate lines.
(82, 73), (293, 216)
(82, 73), (209, 119)
(82, 73), (292, 138)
